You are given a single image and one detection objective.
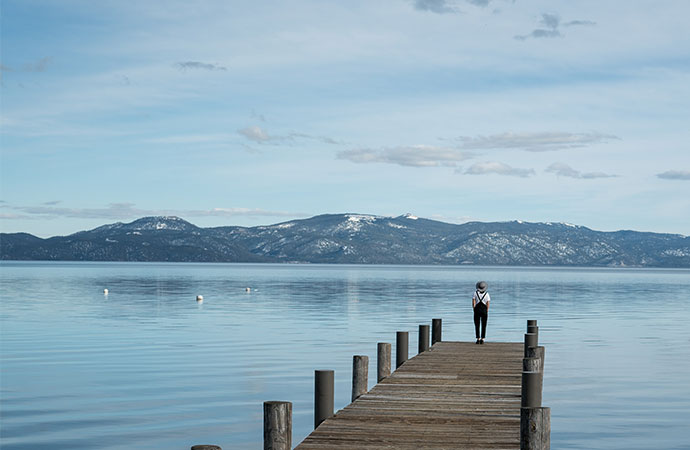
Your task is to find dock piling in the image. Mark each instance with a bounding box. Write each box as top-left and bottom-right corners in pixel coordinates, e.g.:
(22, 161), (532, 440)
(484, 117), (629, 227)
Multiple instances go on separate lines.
(431, 318), (442, 344)
(521, 407), (551, 450)
(263, 401), (292, 450)
(526, 345), (545, 369)
(377, 342), (391, 382)
(521, 370), (543, 408)
(521, 320), (549, 450)
(418, 324), (430, 353)
(314, 370), (334, 429)
(524, 333), (538, 356)
(351, 355), (368, 402)
(396, 331), (408, 368)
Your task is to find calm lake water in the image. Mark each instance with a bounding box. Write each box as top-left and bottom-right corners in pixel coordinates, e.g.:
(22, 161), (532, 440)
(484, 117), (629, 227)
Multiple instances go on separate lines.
(1, 262), (689, 449)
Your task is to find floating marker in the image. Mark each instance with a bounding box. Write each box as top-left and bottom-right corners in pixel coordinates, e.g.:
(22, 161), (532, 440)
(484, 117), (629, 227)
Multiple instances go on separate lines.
(103, 289), (109, 295)
(196, 295), (203, 303)
(245, 287), (251, 293)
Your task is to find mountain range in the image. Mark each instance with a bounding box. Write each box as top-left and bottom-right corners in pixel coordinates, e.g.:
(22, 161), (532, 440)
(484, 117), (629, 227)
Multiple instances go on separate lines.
(1, 214), (688, 267)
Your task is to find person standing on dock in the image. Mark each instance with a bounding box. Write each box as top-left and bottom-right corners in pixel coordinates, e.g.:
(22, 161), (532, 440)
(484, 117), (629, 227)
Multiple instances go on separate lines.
(472, 281), (490, 344)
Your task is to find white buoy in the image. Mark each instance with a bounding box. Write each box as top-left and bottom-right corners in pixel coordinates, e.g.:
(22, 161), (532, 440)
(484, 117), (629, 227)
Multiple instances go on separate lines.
(196, 295), (203, 303)
(103, 289), (109, 295)
(245, 287), (251, 293)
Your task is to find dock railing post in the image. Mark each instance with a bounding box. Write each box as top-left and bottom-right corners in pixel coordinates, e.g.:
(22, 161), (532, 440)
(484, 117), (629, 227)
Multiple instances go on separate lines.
(431, 318), (442, 344)
(524, 332), (538, 357)
(418, 324), (430, 353)
(314, 370), (334, 429)
(526, 346), (545, 370)
(521, 319), (550, 450)
(263, 401), (292, 450)
(396, 331), (409, 368)
(377, 342), (391, 382)
(352, 355), (369, 401)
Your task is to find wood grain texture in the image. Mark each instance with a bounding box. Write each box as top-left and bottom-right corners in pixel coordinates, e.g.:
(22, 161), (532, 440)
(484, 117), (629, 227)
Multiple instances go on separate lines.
(297, 341), (524, 449)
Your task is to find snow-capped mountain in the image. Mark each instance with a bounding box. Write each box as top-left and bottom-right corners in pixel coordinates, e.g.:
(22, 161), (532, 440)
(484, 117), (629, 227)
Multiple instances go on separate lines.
(1, 214), (688, 267)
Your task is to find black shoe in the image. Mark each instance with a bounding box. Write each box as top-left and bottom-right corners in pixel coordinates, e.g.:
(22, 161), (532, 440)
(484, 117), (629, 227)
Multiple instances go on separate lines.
(479, 339), (485, 344)
(476, 339), (480, 344)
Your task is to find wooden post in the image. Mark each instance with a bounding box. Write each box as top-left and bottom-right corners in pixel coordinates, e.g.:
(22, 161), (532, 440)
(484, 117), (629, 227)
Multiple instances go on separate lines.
(521, 407), (551, 450)
(192, 446), (221, 450)
(432, 318), (442, 344)
(396, 331), (408, 368)
(527, 319), (537, 328)
(521, 370), (542, 408)
(314, 370), (334, 429)
(418, 324), (430, 353)
(526, 346), (545, 370)
(524, 333), (538, 356)
(377, 342), (391, 382)
(352, 355), (369, 401)
(523, 357), (541, 373)
(263, 401), (291, 450)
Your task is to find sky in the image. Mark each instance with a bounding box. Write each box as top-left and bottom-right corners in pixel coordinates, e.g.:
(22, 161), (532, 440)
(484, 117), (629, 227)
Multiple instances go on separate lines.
(1, 0), (689, 237)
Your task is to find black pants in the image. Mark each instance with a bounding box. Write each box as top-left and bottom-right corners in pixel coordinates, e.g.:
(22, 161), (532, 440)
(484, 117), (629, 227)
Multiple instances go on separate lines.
(474, 302), (488, 339)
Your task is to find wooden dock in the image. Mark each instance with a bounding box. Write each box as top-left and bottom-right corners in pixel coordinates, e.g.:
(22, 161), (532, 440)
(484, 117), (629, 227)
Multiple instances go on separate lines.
(296, 341), (524, 449)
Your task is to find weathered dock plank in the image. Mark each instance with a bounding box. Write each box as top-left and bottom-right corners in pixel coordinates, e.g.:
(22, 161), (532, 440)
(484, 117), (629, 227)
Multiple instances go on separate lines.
(296, 341), (524, 449)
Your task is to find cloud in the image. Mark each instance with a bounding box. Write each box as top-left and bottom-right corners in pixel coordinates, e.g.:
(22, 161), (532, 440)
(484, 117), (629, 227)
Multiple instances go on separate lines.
(2, 202), (304, 221)
(238, 126), (272, 143)
(237, 125), (342, 145)
(337, 145), (474, 167)
(466, 0), (491, 6)
(545, 162), (617, 179)
(454, 132), (617, 152)
(22, 57), (52, 72)
(564, 20), (596, 27)
(251, 109), (267, 123)
(657, 170), (690, 180)
(175, 61), (227, 71)
(42, 200), (62, 206)
(1, 58), (52, 80)
(515, 13), (594, 41)
(413, 0), (459, 14)
(463, 161), (534, 177)
(145, 133), (235, 145)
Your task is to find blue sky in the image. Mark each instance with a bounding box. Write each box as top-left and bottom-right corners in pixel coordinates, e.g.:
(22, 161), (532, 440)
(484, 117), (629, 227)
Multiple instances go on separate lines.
(1, 0), (689, 237)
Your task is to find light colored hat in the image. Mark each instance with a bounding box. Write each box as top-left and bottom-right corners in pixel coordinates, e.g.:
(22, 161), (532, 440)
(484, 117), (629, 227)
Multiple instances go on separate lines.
(476, 281), (488, 293)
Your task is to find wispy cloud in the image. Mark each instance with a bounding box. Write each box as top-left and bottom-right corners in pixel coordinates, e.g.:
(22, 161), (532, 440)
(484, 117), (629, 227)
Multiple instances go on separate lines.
(238, 125), (273, 143)
(545, 162), (617, 179)
(657, 170), (690, 180)
(337, 145), (474, 167)
(145, 133), (235, 145)
(237, 125), (342, 145)
(413, 0), (459, 14)
(1, 57), (52, 79)
(1, 202), (305, 221)
(175, 61), (227, 71)
(564, 20), (596, 27)
(466, 0), (491, 7)
(22, 57), (53, 72)
(515, 13), (595, 41)
(454, 132), (617, 152)
(463, 161), (534, 177)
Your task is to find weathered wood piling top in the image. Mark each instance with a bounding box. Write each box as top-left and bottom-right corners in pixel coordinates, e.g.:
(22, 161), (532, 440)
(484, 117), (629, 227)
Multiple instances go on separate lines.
(297, 341), (524, 449)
